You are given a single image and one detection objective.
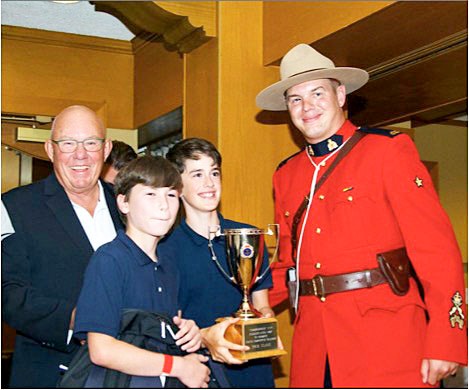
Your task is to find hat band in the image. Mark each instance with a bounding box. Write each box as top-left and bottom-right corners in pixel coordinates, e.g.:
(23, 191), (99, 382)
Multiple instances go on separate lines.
(287, 68), (327, 79)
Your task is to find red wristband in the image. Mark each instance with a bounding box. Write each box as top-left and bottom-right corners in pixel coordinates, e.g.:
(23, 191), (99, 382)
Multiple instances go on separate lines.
(162, 354), (173, 375)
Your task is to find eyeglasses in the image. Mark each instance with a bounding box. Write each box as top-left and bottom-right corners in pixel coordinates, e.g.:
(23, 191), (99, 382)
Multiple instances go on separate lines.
(51, 138), (105, 153)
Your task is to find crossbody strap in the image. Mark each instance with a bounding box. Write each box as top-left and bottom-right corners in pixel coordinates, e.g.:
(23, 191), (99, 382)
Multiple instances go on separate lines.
(290, 131), (367, 262)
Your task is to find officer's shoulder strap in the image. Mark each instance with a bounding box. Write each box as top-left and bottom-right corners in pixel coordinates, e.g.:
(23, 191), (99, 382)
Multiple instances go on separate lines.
(358, 127), (403, 137)
(276, 150), (302, 171)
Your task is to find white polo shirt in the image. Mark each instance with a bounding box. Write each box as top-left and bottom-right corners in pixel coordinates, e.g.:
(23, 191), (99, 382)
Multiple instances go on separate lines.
(71, 181), (117, 251)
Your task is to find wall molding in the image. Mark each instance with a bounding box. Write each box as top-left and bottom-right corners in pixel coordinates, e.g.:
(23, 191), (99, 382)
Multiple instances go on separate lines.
(2, 25), (133, 55)
(368, 30), (467, 81)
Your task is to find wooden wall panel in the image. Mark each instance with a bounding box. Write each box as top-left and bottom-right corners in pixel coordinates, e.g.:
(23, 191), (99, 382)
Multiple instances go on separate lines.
(183, 37), (218, 145)
(415, 124), (468, 263)
(215, 5), (300, 384)
(133, 40), (184, 128)
(156, 1), (217, 37)
(262, 1), (393, 65)
(2, 27), (134, 129)
(217, 1), (298, 228)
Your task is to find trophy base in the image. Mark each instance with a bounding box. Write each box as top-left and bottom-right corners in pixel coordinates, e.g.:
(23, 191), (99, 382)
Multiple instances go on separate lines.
(216, 316), (287, 360)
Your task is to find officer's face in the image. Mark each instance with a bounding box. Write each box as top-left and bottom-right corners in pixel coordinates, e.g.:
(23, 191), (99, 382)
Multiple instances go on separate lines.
(180, 154), (221, 214)
(286, 79), (346, 144)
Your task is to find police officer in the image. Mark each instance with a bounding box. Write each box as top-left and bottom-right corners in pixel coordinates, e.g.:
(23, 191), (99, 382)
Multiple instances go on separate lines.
(256, 44), (467, 388)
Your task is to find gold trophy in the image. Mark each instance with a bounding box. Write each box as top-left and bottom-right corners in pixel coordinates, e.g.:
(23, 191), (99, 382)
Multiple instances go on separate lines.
(208, 224), (286, 360)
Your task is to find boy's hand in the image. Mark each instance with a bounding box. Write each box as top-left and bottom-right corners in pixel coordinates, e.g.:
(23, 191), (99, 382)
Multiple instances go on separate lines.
(201, 318), (249, 365)
(173, 316), (201, 353)
(172, 354), (210, 388)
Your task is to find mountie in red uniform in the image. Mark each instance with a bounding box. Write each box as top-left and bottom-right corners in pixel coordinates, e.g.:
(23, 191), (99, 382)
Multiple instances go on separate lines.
(269, 120), (468, 388)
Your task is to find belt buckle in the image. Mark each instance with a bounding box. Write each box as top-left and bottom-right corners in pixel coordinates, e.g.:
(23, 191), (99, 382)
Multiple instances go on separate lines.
(312, 275), (326, 301)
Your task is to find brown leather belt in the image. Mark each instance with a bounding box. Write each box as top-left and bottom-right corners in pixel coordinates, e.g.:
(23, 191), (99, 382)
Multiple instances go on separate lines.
(299, 267), (387, 299)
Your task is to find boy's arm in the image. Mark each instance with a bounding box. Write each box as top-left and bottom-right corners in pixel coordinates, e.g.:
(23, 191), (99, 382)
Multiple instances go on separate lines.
(88, 332), (210, 388)
(252, 288), (274, 317)
(252, 288), (284, 350)
(201, 318), (249, 365)
(201, 289), (281, 363)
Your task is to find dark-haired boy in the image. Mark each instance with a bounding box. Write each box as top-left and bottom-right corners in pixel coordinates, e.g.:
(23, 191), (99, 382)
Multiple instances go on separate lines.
(101, 140), (137, 185)
(74, 156), (211, 388)
(159, 138), (277, 388)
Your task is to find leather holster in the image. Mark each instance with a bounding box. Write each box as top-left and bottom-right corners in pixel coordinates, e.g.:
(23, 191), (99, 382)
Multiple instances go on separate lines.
(377, 247), (411, 296)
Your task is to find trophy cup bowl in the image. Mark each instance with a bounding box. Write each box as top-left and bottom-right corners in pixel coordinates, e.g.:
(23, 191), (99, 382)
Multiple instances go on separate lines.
(210, 224), (286, 360)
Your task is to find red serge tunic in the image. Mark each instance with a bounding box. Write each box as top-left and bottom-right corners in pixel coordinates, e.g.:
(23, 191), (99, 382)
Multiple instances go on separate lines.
(269, 120), (467, 388)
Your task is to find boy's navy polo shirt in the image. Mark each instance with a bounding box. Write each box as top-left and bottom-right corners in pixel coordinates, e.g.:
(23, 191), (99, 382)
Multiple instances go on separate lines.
(75, 229), (179, 339)
(158, 214), (274, 388)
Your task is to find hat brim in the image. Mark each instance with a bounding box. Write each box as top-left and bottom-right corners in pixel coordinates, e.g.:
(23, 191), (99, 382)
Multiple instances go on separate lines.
(256, 67), (369, 111)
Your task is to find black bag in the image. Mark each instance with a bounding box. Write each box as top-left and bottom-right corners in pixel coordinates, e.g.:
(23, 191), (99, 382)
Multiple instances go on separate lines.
(57, 309), (230, 388)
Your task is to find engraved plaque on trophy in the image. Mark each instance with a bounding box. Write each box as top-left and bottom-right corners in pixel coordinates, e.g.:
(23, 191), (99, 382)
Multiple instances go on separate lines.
(208, 224), (286, 360)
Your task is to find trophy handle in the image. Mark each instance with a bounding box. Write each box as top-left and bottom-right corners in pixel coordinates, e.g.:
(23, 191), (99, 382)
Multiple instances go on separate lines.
(208, 225), (222, 238)
(208, 225), (236, 284)
(255, 223), (280, 282)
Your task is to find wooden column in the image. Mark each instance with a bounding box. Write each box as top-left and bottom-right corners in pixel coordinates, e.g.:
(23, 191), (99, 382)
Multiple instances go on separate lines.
(183, 3), (298, 386)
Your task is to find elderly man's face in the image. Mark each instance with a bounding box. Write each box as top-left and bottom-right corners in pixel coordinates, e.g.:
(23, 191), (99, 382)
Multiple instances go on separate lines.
(286, 79), (346, 144)
(45, 106), (111, 196)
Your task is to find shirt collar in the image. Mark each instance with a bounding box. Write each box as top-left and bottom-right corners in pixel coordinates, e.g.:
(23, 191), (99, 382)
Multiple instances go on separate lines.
(116, 229), (160, 267)
(69, 181), (105, 211)
(180, 212), (226, 247)
(95, 181), (107, 212)
(306, 120), (357, 157)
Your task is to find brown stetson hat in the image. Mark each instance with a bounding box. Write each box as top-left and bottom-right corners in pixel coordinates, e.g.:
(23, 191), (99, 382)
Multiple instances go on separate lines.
(256, 44), (369, 111)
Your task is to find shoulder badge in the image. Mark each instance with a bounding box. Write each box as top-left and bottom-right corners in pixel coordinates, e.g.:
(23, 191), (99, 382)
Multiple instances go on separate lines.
(276, 150), (302, 171)
(358, 127), (402, 138)
(449, 291), (465, 329)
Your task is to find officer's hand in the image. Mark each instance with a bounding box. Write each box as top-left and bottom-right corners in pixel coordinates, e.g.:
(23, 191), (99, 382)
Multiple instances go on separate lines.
(173, 316), (201, 353)
(173, 353), (210, 388)
(257, 306), (283, 351)
(201, 318), (249, 365)
(421, 358), (459, 385)
(258, 306), (275, 318)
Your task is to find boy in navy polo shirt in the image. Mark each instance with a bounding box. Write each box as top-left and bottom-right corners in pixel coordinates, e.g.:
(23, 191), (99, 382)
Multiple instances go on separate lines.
(158, 138), (278, 388)
(74, 156), (211, 388)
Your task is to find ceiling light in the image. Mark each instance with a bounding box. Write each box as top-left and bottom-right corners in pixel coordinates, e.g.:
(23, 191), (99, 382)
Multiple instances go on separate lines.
(52, 1), (79, 4)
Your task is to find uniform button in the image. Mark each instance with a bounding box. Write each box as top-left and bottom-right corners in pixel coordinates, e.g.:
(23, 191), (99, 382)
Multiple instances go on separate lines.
(347, 196), (353, 202)
(154, 266), (158, 271)
(157, 287), (163, 292)
(320, 297), (326, 302)
(315, 262), (321, 269)
(320, 162), (326, 167)
(318, 195), (325, 200)
(315, 228), (321, 234)
(284, 211), (290, 217)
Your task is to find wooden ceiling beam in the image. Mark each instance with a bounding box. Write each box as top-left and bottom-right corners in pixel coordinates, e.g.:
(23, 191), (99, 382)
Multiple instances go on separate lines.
(90, 1), (213, 54)
(305, 1), (468, 127)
